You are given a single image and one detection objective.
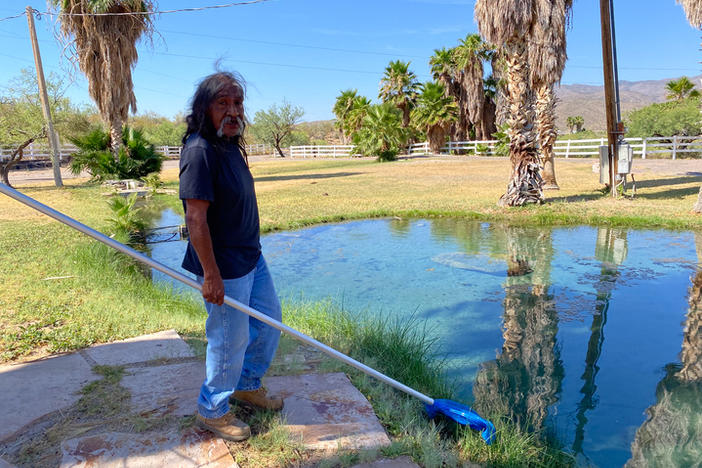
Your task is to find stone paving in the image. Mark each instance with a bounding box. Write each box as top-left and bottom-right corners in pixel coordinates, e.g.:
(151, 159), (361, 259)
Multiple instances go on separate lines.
(0, 329), (395, 467)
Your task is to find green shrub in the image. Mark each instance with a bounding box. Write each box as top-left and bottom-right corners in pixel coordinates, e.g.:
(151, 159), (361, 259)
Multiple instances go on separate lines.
(352, 103), (406, 162)
(106, 193), (147, 244)
(70, 126), (164, 181)
(475, 143), (490, 155)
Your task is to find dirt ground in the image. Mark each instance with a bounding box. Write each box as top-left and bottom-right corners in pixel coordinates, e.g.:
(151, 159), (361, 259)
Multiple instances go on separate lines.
(6, 156), (702, 186)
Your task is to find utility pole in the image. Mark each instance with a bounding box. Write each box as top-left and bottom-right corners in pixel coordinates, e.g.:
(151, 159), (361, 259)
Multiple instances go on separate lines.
(599, 0), (620, 197)
(26, 6), (63, 188)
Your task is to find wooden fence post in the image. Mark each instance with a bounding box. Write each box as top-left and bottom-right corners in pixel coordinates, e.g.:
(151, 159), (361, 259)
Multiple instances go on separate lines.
(642, 138), (647, 159)
(565, 140), (571, 158)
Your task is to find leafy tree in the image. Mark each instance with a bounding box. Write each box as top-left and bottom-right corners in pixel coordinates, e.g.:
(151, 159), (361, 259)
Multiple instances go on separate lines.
(379, 60), (420, 128)
(69, 126), (164, 180)
(352, 103), (406, 161)
(566, 116), (585, 133)
(129, 112), (186, 146)
(411, 82), (458, 153)
(666, 76), (701, 102)
(625, 97), (701, 138)
(0, 69), (92, 186)
(332, 89), (358, 143)
(250, 100), (304, 157)
(51, 0), (155, 156)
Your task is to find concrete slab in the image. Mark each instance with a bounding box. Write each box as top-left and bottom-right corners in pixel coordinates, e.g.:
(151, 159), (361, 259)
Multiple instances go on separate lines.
(0, 457), (17, 468)
(0, 353), (99, 442)
(350, 456), (421, 468)
(59, 428), (236, 468)
(121, 361), (203, 417)
(265, 372), (391, 451)
(84, 330), (194, 366)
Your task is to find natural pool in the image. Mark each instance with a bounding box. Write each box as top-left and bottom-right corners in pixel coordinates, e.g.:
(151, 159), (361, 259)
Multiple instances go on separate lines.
(149, 211), (702, 467)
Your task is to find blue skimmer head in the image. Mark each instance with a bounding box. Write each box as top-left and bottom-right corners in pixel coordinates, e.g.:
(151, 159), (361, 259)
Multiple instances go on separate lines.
(425, 399), (496, 444)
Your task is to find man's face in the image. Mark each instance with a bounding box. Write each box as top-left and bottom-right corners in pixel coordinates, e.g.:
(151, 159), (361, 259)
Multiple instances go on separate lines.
(208, 83), (244, 138)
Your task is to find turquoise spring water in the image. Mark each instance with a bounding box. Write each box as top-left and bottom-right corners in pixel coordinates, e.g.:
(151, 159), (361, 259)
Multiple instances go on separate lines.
(149, 211), (702, 467)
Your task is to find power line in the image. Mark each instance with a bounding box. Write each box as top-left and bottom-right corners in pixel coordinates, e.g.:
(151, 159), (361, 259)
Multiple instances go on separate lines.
(154, 51), (393, 76)
(0, 0), (273, 22)
(160, 29), (426, 60)
(0, 11), (25, 23)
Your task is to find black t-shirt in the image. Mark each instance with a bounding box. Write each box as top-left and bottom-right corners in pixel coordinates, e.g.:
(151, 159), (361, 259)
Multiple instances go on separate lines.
(179, 133), (261, 279)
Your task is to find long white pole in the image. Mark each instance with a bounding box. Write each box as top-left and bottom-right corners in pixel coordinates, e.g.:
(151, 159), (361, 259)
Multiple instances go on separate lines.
(0, 183), (434, 405)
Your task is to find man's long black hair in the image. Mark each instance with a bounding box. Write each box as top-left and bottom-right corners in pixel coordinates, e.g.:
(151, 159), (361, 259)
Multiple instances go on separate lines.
(182, 71), (249, 164)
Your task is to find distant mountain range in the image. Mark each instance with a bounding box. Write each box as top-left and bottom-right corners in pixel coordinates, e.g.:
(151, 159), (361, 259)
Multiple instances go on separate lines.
(555, 74), (702, 132)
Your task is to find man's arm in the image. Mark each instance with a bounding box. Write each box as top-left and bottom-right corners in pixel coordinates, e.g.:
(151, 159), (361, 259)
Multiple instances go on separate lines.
(185, 198), (224, 305)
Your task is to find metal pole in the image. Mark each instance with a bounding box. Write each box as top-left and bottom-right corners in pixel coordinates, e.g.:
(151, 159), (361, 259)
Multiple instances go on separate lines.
(599, 0), (619, 197)
(26, 6), (62, 188)
(0, 182), (434, 406)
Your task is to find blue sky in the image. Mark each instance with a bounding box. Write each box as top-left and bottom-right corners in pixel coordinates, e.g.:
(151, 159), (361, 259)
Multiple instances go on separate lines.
(0, 0), (700, 122)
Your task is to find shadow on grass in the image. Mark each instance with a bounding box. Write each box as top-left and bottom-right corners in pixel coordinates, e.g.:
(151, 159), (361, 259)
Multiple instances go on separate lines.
(632, 175), (701, 189)
(546, 176), (702, 203)
(546, 192), (603, 203)
(633, 186), (700, 200)
(255, 171), (362, 183)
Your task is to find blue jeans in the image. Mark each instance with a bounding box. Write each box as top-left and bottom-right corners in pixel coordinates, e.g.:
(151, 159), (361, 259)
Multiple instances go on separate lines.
(196, 255), (281, 419)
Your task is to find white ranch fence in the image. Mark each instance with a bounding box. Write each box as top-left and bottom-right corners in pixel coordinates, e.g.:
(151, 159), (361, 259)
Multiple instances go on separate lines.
(0, 142), (276, 165)
(408, 135), (702, 159)
(3, 136), (701, 166)
(289, 145), (358, 158)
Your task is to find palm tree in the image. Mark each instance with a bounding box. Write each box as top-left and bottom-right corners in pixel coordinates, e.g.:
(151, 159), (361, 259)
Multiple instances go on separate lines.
(475, 1), (542, 206)
(346, 95), (372, 138)
(666, 76), (701, 101)
(378, 60), (420, 128)
(528, 0), (574, 191)
(454, 34), (491, 140)
(430, 47), (466, 140)
(429, 48), (456, 93)
(566, 116), (584, 133)
(475, 0), (571, 204)
(352, 103), (406, 161)
(52, 0), (154, 157)
(411, 82), (458, 153)
(333, 89), (358, 143)
(677, 1), (702, 212)
(678, 0), (702, 27)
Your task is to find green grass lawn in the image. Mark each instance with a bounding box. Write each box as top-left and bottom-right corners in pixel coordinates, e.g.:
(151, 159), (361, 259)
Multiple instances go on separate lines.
(3, 156), (701, 360)
(1, 156), (700, 466)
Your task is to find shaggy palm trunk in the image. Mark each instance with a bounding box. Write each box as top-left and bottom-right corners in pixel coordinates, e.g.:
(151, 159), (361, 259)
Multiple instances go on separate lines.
(680, 270), (702, 381)
(535, 83), (559, 190)
(110, 117), (123, 159)
(482, 98), (497, 141)
(499, 41), (543, 207)
(465, 60), (485, 139)
(427, 125), (447, 153)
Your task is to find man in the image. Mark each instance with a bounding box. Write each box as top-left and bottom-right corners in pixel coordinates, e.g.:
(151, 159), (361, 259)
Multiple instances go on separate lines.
(179, 72), (283, 441)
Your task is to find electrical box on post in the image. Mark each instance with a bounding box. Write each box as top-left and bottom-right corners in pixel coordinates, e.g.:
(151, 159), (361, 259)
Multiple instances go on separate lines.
(599, 146), (609, 184)
(617, 142), (633, 174)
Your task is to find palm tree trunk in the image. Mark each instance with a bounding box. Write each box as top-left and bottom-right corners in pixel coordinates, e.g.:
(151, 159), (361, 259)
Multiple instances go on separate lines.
(110, 116), (123, 160)
(535, 83), (559, 190)
(499, 41), (543, 207)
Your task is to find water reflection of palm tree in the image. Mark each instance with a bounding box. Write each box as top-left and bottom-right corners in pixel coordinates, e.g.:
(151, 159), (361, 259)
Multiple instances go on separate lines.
(625, 269), (702, 467)
(473, 226), (564, 433)
(572, 227), (627, 455)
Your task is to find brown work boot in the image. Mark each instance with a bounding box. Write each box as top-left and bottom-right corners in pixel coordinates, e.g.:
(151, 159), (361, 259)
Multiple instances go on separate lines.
(196, 411), (250, 441)
(230, 387), (284, 411)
